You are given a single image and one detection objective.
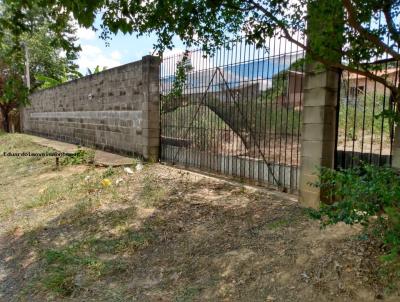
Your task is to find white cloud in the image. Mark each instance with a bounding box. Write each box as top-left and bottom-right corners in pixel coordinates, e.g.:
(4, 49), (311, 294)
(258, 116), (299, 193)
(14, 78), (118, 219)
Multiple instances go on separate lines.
(77, 27), (96, 40)
(161, 48), (184, 57)
(161, 48), (214, 72)
(77, 44), (122, 73)
(111, 50), (122, 60)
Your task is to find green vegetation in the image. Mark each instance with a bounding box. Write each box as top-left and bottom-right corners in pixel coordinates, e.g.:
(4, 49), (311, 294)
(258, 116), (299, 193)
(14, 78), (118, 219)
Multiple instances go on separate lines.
(24, 182), (71, 209)
(4, 0), (397, 104)
(338, 93), (393, 145)
(39, 241), (136, 297)
(174, 286), (202, 302)
(86, 65), (107, 75)
(0, 1), (79, 131)
(310, 164), (400, 266)
(266, 219), (290, 230)
(162, 101), (301, 151)
(140, 174), (167, 207)
(2, 133), (400, 300)
(162, 58), (303, 152)
(61, 149), (95, 166)
(102, 166), (115, 178)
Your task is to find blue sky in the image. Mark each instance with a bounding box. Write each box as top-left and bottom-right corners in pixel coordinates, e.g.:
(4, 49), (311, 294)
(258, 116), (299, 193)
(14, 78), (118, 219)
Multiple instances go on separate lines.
(75, 17), (185, 73)
(74, 16), (303, 83)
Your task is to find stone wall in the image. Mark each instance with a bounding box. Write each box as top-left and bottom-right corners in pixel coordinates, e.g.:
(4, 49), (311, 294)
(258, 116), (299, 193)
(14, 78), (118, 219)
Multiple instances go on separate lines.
(22, 56), (160, 160)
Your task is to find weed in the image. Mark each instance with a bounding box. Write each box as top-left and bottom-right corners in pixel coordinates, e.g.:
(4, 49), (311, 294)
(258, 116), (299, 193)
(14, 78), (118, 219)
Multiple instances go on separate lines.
(102, 167), (115, 178)
(61, 148), (94, 166)
(44, 249), (77, 265)
(24, 185), (63, 209)
(83, 229), (153, 254)
(140, 174), (166, 207)
(267, 219), (290, 229)
(40, 247), (109, 296)
(175, 286), (202, 302)
(41, 267), (76, 296)
(131, 158), (140, 168)
(0, 205), (15, 219)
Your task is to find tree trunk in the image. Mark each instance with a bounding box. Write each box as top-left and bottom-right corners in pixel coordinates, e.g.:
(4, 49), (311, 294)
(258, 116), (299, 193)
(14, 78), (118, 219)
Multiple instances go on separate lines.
(1, 108), (10, 132)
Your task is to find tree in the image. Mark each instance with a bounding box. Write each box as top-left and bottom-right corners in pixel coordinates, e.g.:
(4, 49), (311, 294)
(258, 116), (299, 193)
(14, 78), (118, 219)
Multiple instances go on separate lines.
(86, 65), (107, 75)
(0, 58), (28, 132)
(0, 1), (80, 131)
(3, 1), (398, 98)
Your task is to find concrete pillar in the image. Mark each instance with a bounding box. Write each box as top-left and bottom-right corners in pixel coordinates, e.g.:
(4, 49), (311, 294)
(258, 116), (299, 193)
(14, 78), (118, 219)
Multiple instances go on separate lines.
(141, 55), (161, 162)
(299, 65), (340, 208)
(392, 125), (400, 169)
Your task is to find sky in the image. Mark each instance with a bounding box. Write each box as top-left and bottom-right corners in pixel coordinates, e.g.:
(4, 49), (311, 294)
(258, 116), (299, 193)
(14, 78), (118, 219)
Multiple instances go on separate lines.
(75, 16), (185, 74)
(74, 15), (304, 84)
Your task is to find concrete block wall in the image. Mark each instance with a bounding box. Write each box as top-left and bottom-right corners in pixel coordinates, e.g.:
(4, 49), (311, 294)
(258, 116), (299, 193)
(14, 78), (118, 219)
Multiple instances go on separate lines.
(22, 55), (160, 160)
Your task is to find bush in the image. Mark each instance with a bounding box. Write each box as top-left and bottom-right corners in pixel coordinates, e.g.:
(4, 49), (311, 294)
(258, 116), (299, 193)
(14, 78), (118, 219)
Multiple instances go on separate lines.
(310, 164), (400, 262)
(61, 148), (94, 165)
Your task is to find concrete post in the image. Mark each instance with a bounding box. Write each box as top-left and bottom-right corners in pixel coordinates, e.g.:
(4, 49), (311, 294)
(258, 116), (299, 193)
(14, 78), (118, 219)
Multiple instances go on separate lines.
(299, 65), (340, 208)
(141, 55), (161, 162)
(392, 126), (400, 169)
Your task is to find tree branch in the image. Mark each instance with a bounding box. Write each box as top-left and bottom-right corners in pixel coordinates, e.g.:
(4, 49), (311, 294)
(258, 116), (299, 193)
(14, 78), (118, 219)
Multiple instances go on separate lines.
(382, 1), (400, 48)
(244, 0), (399, 96)
(343, 0), (400, 60)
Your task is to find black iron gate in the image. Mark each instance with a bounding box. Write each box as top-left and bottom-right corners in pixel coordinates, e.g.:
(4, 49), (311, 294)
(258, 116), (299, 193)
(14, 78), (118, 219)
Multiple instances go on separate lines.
(335, 60), (399, 169)
(160, 38), (305, 191)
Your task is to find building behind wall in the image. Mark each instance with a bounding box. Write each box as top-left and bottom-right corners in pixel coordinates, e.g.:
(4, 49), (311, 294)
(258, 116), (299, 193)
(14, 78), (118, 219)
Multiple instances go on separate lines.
(343, 68), (398, 101)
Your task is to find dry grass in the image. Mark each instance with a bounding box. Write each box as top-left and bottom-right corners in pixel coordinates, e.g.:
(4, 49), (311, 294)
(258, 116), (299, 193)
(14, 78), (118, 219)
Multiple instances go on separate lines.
(0, 133), (399, 301)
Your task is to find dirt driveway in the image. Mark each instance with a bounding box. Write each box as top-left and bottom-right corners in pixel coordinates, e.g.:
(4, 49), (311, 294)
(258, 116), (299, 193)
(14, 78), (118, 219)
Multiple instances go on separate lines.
(0, 133), (398, 301)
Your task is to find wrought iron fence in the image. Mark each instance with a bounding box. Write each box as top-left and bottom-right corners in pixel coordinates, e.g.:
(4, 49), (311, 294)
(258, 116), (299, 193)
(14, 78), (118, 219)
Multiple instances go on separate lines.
(335, 61), (399, 169)
(160, 38), (305, 191)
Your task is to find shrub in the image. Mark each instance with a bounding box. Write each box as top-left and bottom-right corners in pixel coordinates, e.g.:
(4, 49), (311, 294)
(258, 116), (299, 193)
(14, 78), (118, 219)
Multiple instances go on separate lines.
(61, 148), (94, 165)
(310, 164), (400, 262)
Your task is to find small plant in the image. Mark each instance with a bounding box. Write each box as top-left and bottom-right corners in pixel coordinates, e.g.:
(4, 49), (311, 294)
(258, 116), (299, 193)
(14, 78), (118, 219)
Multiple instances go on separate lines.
(310, 163), (400, 263)
(175, 286), (201, 302)
(40, 247), (108, 296)
(102, 167), (115, 178)
(267, 219), (290, 230)
(61, 148), (94, 166)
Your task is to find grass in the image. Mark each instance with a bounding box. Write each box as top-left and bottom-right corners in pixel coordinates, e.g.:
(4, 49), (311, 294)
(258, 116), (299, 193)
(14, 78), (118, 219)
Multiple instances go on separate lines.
(40, 247), (110, 296)
(337, 93), (393, 152)
(61, 148), (95, 165)
(33, 212), (154, 297)
(23, 181), (72, 209)
(0, 132), (158, 298)
(1, 133), (399, 301)
(266, 219), (290, 229)
(0, 134), (58, 218)
(140, 174), (167, 207)
(175, 286), (202, 302)
(102, 166), (115, 178)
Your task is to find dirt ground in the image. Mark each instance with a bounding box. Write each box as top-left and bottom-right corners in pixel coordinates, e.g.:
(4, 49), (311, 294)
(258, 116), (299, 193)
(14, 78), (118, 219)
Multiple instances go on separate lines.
(0, 133), (399, 301)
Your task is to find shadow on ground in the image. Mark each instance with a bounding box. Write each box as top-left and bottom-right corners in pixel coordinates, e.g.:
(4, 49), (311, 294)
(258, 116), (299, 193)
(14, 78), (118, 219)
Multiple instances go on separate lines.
(0, 166), (393, 302)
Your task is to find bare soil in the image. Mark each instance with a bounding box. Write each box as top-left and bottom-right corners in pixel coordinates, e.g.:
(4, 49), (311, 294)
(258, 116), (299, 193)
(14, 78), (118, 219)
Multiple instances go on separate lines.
(0, 133), (399, 301)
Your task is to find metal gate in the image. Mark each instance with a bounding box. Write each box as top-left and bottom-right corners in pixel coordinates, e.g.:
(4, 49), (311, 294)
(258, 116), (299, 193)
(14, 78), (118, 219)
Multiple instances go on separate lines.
(335, 60), (399, 169)
(160, 38), (305, 191)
